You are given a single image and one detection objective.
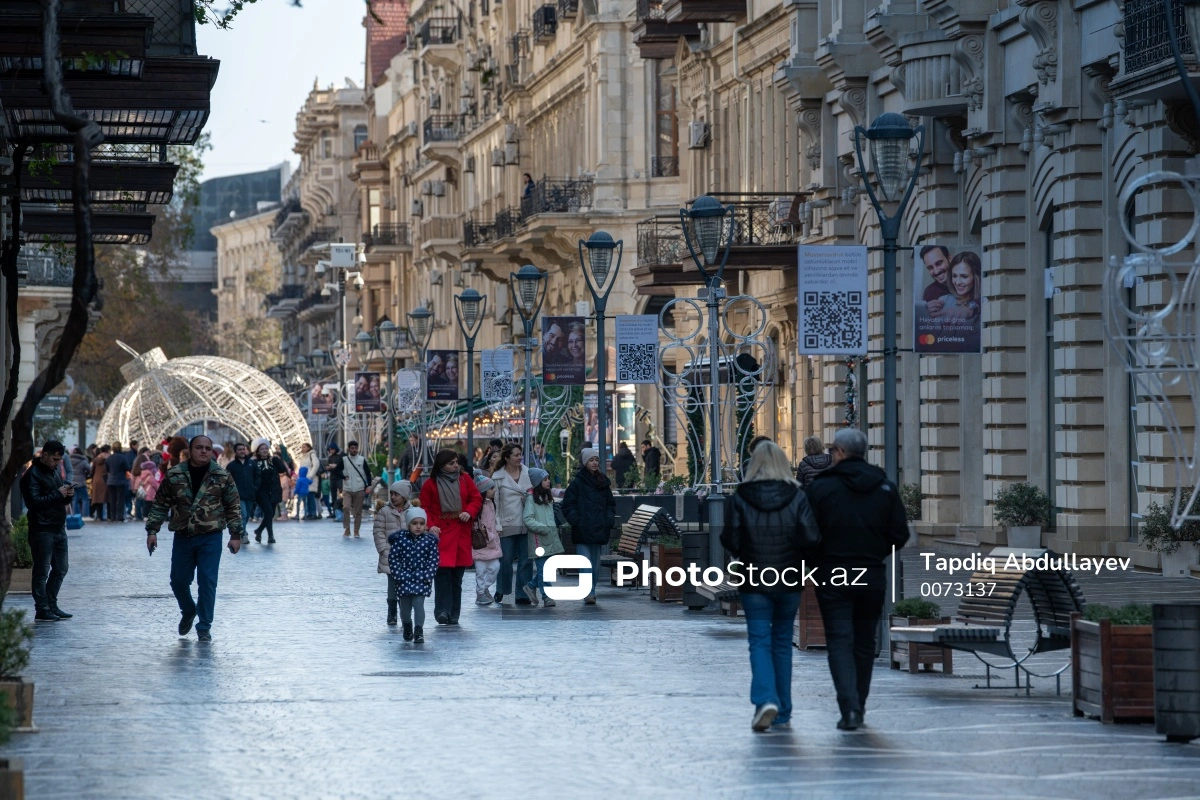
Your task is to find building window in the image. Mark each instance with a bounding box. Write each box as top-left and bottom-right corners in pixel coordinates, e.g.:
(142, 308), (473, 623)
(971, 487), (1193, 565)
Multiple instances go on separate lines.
(369, 188), (381, 231)
(652, 60), (679, 178)
(354, 125), (368, 151)
(321, 132), (333, 159)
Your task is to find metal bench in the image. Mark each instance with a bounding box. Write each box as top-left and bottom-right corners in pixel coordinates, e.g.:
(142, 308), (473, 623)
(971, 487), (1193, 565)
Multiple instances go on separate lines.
(601, 504), (682, 587)
(889, 547), (1086, 694)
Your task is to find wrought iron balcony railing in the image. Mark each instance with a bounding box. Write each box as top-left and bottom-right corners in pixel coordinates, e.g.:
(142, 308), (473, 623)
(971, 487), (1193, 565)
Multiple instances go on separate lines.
(651, 156), (679, 177)
(273, 199), (303, 231)
(494, 206), (525, 239)
(558, 0), (579, 19)
(464, 218), (499, 247)
(636, 0), (668, 19)
(298, 226), (338, 254)
(637, 216), (686, 267)
(1124, 0), (1193, 73)
(533, 5), (558, 40)
(424, 114), (465, 143)
(417, 17), (460, 47)
(519, 175), (594, 218)
(365, 223), (412, 247)
(16, 253), (73, 287)
(263, 284), (305, 310)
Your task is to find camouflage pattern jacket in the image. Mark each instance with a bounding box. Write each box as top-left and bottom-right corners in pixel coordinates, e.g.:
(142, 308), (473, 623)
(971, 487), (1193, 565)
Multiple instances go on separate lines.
(145, 461), (244, 538)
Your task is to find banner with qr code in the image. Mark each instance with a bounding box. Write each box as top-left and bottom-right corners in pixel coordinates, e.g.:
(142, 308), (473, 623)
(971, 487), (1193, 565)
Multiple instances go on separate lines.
(914, 245), (983, 354)
(797, 245), (868, 355)
(481, 348), (515, 402)
(614, 315), (658, 384)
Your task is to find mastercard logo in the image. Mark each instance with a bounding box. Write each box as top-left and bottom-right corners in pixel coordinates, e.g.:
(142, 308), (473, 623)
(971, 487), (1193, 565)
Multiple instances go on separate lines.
(918, 334), (937, 345)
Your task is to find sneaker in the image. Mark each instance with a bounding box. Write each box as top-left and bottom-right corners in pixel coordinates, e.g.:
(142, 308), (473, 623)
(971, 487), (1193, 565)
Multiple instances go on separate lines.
(522, 584), (539, 606)
(584, 593), (596, 605)
(50, 607), (73, 619)
(771, 718), (791, 729)
(178, 611), (196, 636)
(197, 630), (212, 642)
(542, 597), (556, 608)
(435, 612), (451, 625)
(241, 534), (249, 544)
(343, 531), (351, 538)
(752, 703), (779, 732)
(34, 609), (61, 622)
(476, 593), (493, 606)
(413, 626), (424, 643)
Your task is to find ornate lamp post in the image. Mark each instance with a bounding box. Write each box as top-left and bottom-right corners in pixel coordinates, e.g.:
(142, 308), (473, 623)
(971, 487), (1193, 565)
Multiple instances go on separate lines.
(454, 288), (488, 460)
(852, 112), (924, 483)
(377, 319), (407, 475)
(407, 305), (435, 470)
(580, 231), (622, 474)
(509, 264), (547, 460)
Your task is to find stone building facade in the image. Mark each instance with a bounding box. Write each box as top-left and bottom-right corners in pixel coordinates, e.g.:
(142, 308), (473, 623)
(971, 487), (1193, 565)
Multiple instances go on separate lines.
(212, 208), (283, 370)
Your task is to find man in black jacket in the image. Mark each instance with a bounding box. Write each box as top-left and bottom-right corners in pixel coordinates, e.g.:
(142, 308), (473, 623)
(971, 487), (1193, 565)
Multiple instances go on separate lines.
(225, 442), (259, 543)
(19, 441), (74, 621)
(805, 427), (909, 731)
(640, 440), (661, 481)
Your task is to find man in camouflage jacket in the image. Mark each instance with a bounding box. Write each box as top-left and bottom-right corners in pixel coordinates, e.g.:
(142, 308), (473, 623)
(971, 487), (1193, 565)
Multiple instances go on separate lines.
(145, 435), (243, 641)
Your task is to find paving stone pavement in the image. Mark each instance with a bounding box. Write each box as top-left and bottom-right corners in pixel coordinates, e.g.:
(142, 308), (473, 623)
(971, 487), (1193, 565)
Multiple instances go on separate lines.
(3, 519), (1200, 800)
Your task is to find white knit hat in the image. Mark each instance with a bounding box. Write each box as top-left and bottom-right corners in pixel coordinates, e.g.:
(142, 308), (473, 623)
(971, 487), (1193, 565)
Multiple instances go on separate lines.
(390, 480), (413, 499)
(405, 507), (427, 524)
(582, 447), (599, 465)
(251, 437), (270, 452)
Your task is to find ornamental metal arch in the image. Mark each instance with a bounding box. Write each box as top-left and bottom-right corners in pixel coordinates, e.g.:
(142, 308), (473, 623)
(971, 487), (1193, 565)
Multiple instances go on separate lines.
(97, 344), (312, 452)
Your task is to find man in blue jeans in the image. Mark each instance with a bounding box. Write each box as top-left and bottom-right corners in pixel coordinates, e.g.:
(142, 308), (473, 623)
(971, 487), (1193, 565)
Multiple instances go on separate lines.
(805, 428), (910, 731)
(19, 440), (75, 621)
(225, 442), (259, 544)
(144, 435), (244, 642)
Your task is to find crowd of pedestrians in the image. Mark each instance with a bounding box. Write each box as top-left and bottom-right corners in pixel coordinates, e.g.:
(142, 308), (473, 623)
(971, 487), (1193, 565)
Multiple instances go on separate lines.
(19, 426), (907, 735)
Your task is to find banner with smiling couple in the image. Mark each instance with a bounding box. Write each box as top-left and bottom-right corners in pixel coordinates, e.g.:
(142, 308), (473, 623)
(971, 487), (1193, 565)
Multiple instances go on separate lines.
(913, 244), (983, 354)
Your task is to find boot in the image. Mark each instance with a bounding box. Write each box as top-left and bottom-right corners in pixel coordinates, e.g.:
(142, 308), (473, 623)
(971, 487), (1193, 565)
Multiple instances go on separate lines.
(413, 626), (424, 643)
(387, 606), (398, 626)
(402, 621), (413, 640)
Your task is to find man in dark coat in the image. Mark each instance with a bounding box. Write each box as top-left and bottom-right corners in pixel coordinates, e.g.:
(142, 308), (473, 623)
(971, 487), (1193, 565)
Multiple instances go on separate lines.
(561, 447), (616, 605)
(225, 442), (259, 543)
(610, 443), (636, 489)
(804, 427), (909, 731)
(105, 443), (131, 522)
(640, 440), (661, 481)
(326, 443), (344, 521)
(19, 441), (74, 621)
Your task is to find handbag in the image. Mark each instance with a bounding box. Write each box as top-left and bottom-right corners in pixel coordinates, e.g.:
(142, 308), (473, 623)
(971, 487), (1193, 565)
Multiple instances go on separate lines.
(471, 518), (489, 550)
(66, 514), (84, 530)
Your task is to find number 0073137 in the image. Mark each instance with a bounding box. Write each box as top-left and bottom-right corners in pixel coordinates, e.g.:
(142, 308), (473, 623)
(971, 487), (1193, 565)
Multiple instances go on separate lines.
(919, 581), (996, 598)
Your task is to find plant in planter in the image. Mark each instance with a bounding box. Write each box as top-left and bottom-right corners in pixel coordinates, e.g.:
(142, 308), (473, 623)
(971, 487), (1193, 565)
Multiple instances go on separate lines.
(0, 609), (34, 732)
(889, 598), (953, 673)
(1072, 604), (1154, 723)
(661, 475), (688, 494)
(1139, 490), (1200, 577)
(6, 516), (32, 595)
(993, 481), (1052, 549)
(900, 484), (923, 522)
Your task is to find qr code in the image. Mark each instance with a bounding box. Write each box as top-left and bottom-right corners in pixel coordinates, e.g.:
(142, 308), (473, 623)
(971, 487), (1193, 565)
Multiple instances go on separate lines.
(481, 371), (513, 402)
(617, 343), (657, 382)
(802, 291), (864, 351)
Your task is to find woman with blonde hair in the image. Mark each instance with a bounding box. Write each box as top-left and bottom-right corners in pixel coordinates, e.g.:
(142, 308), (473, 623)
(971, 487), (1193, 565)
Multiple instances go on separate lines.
(721, 441), (821, 732)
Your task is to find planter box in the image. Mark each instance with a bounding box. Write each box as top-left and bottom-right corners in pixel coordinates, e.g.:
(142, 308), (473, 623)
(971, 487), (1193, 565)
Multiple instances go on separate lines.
(1071, 614), (1154, 722)
(890, 616), (954, 673)
(1006, 525), (1042, 549)
(793, 583), (825, 649)
(8, 569), (31, 594)
(1153, 603), (1200, 743)
(649, 544), (683, 602)
(0, 758), (24, 800)
(0, 678), (34, 732)
(1160, 543), (1198, 577)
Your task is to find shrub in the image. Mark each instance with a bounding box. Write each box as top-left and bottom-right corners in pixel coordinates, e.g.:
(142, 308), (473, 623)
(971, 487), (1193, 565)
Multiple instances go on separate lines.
(900, 483), (923, 522)
(993, 482), (1052, 528)
(1139, 489), (1200, 554)
(10, 516), (32, 570)
(661, 475), (688, 494)
(0, 609), (33, 680)
(1084, 603), (1153, 625)
(892, 598), (941, 619)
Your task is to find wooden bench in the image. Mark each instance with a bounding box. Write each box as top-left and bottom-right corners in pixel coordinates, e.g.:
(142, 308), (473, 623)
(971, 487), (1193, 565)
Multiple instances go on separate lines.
(601, 504), (682, 587)
(889, 547), (1086, 694)
(696, 580), (741, 616)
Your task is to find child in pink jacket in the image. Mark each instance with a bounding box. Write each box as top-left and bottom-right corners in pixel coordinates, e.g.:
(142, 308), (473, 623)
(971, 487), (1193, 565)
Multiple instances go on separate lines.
(472, 474), (502, 605)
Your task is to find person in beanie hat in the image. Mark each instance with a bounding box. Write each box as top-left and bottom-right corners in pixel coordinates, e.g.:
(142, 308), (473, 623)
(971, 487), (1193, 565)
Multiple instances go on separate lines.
(562, 446), (615, 605)
(373, 480), (414, 626)
(388, 506), (439, 643)
(527, 467), (549, 487)
(521, 468), (565, 606)
(472, 474), (502, 604)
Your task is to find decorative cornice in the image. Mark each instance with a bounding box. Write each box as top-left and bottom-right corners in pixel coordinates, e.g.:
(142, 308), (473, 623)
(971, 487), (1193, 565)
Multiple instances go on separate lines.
(1018, 0), (1059, 84)
(797, 106), (823, 170)
(952, 34), (986, 111)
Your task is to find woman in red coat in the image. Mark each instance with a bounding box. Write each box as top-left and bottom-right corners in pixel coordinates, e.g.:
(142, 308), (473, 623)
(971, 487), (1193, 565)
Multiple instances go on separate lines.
(419, 449), (483, 625)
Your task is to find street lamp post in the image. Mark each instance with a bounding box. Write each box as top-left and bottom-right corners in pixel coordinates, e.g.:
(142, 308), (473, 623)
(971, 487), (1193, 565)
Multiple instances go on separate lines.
(509, 264), (548, 461)
(376, 319), (406, 477)
(407, 305), (435, 470)
(454, 288), (488, 461)
(580, 232), (622, 475)
(680, 195), (736, 577)
(852, 112), (925, 484)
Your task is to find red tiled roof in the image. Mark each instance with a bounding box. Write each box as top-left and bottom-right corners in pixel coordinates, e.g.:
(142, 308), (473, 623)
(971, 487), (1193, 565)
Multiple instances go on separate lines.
(365, 0), (409, 87)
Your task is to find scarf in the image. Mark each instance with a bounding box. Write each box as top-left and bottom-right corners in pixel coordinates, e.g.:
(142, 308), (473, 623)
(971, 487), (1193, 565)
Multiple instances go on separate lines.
(580, 467), (611, 492)
(436, 471), (462, 516)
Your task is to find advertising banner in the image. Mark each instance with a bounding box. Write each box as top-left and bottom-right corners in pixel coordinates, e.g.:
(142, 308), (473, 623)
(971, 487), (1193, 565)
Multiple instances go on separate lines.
(481, 348), (515, 402)
(615, 315), (659, 384)
(353, 371), (382, 413)
(426, 350), (460, 400)
(309, 382), (335, 417)
(797, 245), (868, 355)
(542, 315), (586, 385)
(583, 392), (612, 448)
(914, 244), (983, 354)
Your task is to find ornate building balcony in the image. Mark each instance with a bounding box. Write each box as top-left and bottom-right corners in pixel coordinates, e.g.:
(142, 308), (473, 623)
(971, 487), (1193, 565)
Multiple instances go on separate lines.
(662, 0), (745, 24)
(296, 288), (339, 324)
(464, 217), (500, 248)
(633, 0), (700, 59)
(418, 214), (463, 260)
(264, 284), (305, 319)
(16, 253), (73, 288)
(416, 17), (462, 71)
(1113, 0), (1200, 99)
(557, 0), (579, 21)
(421, 115), (465, 166)
(22, 208), (155, 245)
(270, 199), (306, 243)
(519, 176), (594, 219)
(364, 222), (412, 249)
(890, 31), (970, 117)
(651, 155), (680, 177)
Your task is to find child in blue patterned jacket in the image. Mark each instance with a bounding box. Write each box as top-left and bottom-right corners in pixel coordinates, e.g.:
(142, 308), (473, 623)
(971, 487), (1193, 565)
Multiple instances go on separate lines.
(388, 506), (440, 643)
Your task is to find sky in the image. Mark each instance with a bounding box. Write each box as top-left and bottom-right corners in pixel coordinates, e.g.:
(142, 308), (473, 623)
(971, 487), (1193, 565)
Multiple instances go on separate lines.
(196, 0), (368, 183)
